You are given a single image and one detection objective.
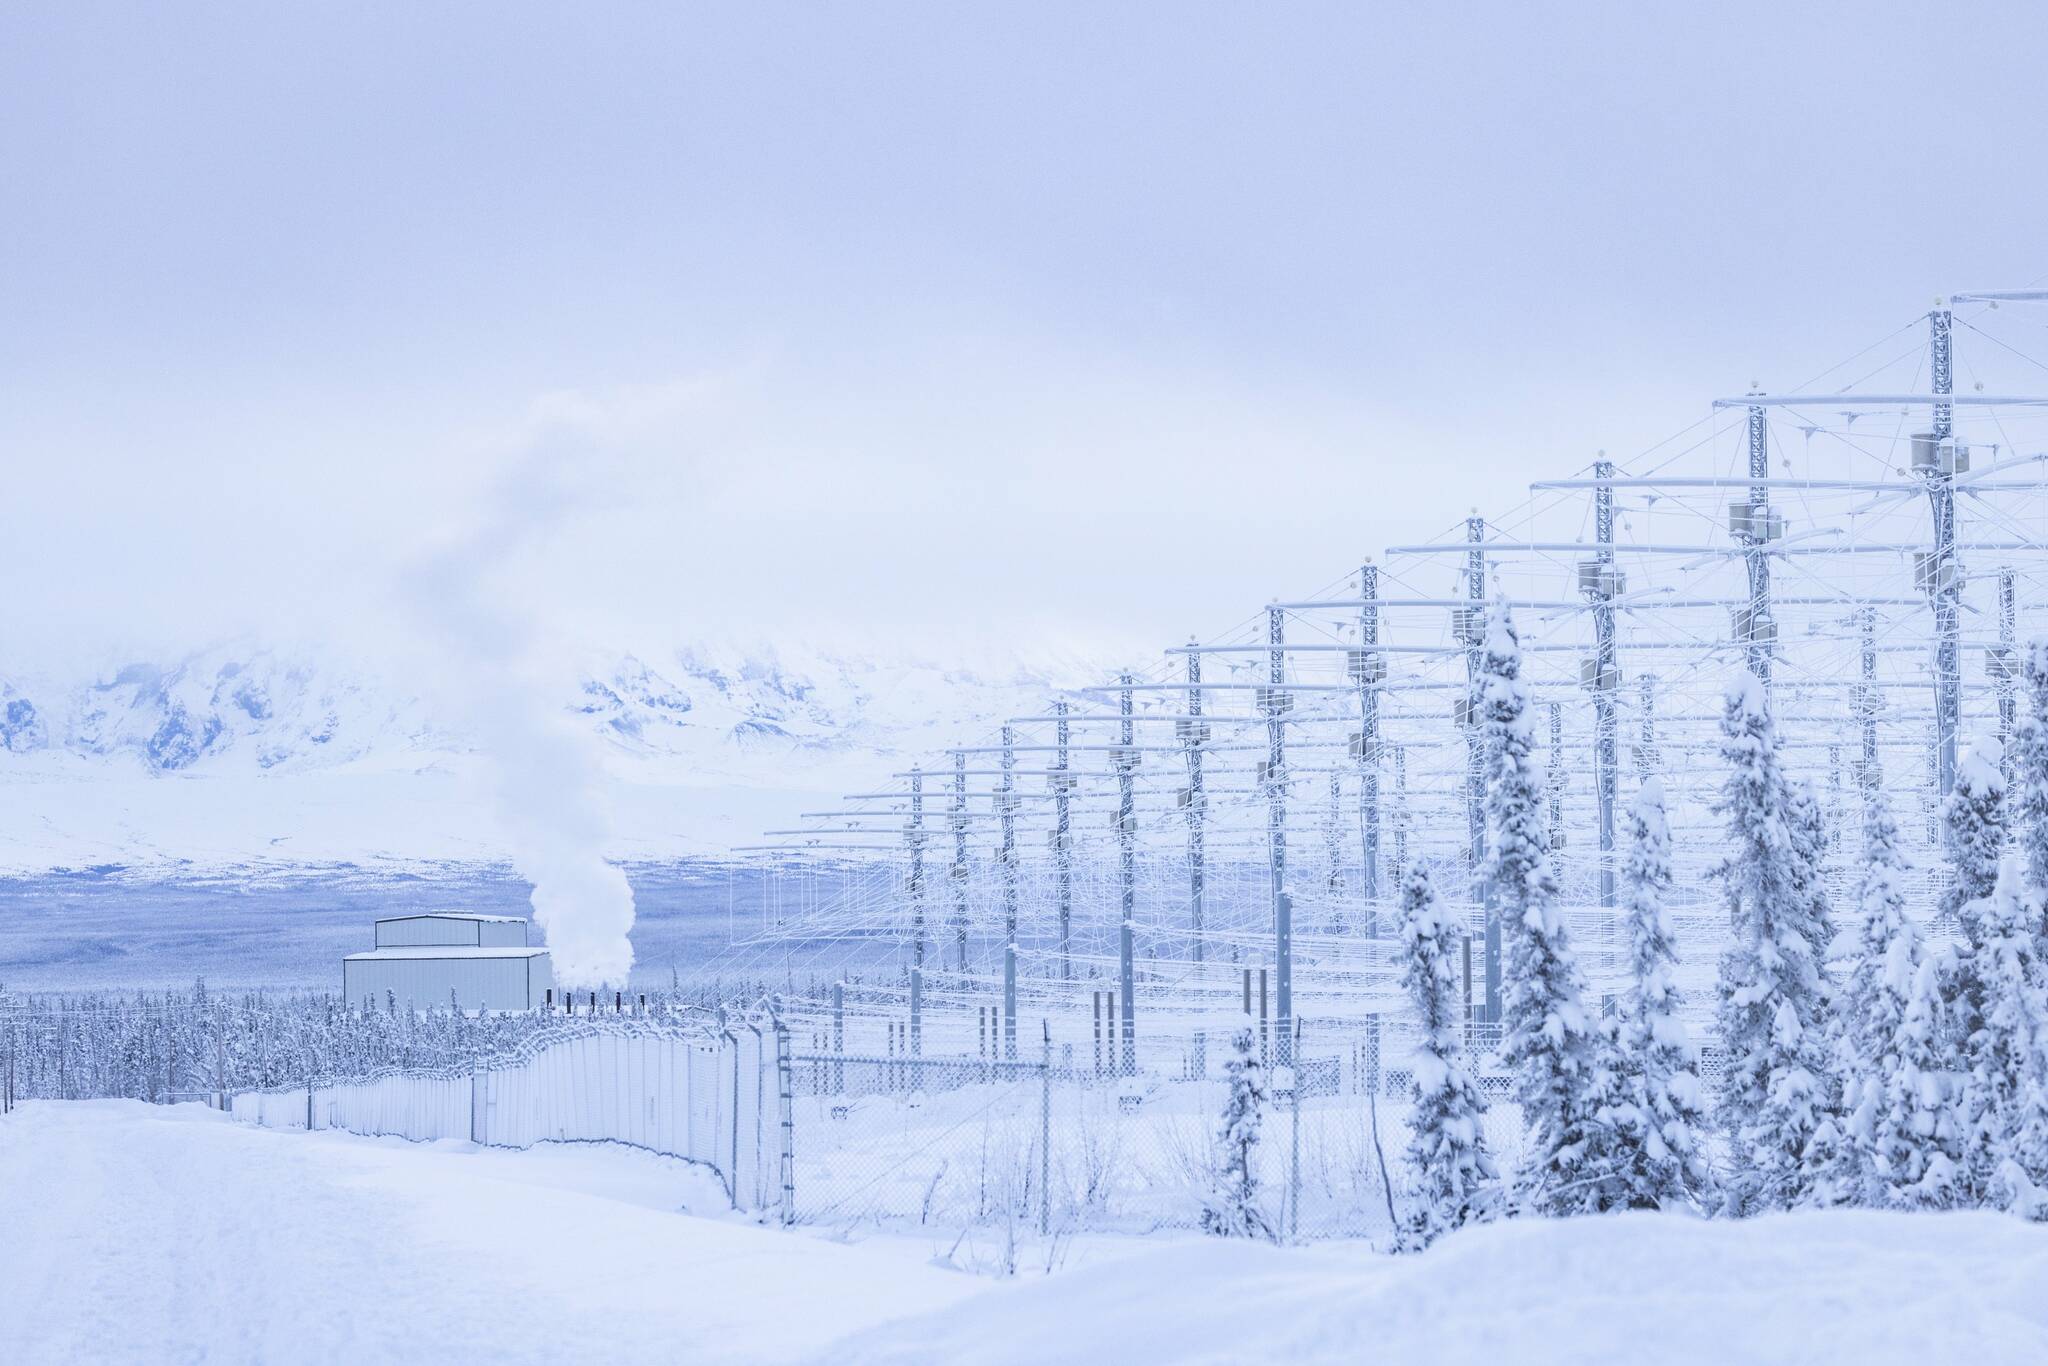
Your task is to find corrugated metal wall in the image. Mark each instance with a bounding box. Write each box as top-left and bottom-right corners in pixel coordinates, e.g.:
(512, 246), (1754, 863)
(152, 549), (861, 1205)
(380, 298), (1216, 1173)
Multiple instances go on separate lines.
(377, 917), (490, 947)
(342, 955), (544, 1011)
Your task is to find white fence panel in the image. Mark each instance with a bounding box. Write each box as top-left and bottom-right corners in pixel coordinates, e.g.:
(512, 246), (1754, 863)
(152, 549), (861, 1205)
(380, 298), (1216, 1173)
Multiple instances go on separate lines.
(315, 1073), (472, 1141)
(229, 1020), (775, 1214)
(231, 1087), (310, 1130)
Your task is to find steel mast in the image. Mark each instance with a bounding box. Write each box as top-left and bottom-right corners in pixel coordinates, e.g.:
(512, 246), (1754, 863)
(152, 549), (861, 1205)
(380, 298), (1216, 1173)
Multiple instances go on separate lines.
(1179, 646), (1208, 964)
(1926, 305), (1962, 800)
(1353, 562), (1383, 928)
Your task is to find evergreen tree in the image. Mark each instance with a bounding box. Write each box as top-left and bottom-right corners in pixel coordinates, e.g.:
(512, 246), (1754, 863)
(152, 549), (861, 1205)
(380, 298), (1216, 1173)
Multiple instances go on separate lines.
(1482, 603), (1628, 1214)
(1943, 740), (2007, 939)
(1870, 942), (1962, 1207)
(1712, 672), (1833, 1214)
(2016, 642), (2048, 921)
(1202, 1019), (1273, 1239)
(1942, 740), (2010, 1202)
(1961, 853), (2048, 1215)
(1784, 779), (1846, 1201)
(1612, 778), (1713, 1210)
(1827, 792), (1960, 1207)
(1395, 864), (1499, 1247)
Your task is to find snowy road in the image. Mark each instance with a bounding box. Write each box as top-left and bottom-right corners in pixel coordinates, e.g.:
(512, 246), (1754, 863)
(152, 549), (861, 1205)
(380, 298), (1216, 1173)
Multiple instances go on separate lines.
(6, 1102), (2048, 1365)
(0, 1101), (980, 1365)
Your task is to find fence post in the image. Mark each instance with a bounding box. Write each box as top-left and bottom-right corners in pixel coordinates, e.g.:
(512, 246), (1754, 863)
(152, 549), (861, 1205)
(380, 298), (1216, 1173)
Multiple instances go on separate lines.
(1462, 933), (1475, 1046)
(1039, 1020), (1052, 1237)
(727, 1024), (742, 1212)
(1091, 993), (1102, 1077)
(1288, 1018), (1302, 1241)
(306, 1082), (314, 1131)
(832, 983), (845, 1096)
(909, 966), (923, 1058)
(775, 1019), (795, 1228)
(1276, 890), (1293, 1069)
(748, 1018), (769, 1212)
(1258, 968), (1269, 1065)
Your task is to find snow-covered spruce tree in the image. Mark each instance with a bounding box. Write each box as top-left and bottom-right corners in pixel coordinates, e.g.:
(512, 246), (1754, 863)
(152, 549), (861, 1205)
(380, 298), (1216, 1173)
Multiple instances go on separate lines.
(1482, 603), (1628, 1214)
(1612, 778), (1713, 1210)
(1960, 853), (2048, 1216)
(1832, 793), (1925, 1203)
(1876, 941), (1963, 1207)
(1202, 1018), (1273, 1239)
(1831, 792), (1960, 1207)
(1785, 780), (1839, 970)
(2016, 641), (2048, 918)
(1942, 740), (2009, 1202)
(1395, 863), (1500, 1247)
(1783, 778), (1847, 1201)
(1711, 672), (1834, 1215)
(1943, 740), (2007, 940)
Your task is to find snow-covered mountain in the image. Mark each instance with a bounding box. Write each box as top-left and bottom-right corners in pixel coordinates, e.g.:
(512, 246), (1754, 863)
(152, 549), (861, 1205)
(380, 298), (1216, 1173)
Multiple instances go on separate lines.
(0, 643), (1084, 778)
(2, 649), (439, 775)
(0, 642), (1099, 873)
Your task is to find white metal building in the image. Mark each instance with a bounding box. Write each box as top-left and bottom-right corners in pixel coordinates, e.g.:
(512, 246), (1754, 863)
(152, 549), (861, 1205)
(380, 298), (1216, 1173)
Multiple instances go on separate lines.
(373, 913), (532, 949)
(344, 913), (552, 1012)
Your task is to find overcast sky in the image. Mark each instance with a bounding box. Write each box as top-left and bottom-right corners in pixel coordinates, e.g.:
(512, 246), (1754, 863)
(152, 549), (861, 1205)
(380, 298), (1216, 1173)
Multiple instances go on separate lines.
(4, 3), (2046, 678)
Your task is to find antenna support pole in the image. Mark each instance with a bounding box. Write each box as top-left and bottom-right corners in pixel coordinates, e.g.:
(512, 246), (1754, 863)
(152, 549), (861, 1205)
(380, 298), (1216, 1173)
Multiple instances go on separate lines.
(1180, 651), (1207, 963)
(1927, 307), (1962, 800)
(1116, 675), (1138, 1075)
(1266, 606), (1293, 1066)
(1357, 563), (1383, 928)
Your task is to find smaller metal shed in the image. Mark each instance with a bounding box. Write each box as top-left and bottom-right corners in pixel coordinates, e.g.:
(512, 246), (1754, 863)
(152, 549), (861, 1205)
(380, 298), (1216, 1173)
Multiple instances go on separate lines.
(373, 913), (530, 949)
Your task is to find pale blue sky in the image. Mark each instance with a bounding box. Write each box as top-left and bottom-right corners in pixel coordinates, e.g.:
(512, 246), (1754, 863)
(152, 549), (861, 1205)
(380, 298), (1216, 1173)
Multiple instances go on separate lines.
(4, 3), (2045, 671)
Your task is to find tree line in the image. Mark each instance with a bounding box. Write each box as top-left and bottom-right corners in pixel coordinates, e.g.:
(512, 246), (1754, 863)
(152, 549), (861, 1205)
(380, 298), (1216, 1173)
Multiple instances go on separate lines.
(1379, 605), (2048, 1248)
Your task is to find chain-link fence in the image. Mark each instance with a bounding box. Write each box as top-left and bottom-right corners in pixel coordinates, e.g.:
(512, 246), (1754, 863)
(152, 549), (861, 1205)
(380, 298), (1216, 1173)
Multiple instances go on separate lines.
(218, 1007), (1618, 1244)
(782, 1017), (1536, 1243)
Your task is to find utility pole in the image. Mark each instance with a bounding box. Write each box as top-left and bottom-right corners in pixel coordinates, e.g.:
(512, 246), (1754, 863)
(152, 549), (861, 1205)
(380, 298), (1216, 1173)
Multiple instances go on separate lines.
(1857, 606), (1882, 794)
(1353, 562), (1384, 927)
(1635, 675), (1659, 779)
(1323, 771), (1345, 933)
(1265, 605), (1293, 1066)
(906, 767), (926, 971)
(1460, 515), (1498, 1022)
(1589, 457), (1620, 916)
(1925, 304), (1962, 801)
(1742, 394), (1776, 687)
(1115, 674), (1139, 1075)
(1391, 744), (1409, 893)
(1179, 648), (1208, 963)
(999, 725), (1019, 1060)
(1051, 701), (1075, 981)
(1547, 702), (1566, 852)
(950, 752), (970, 971)
(1999, 568), (2019, 789)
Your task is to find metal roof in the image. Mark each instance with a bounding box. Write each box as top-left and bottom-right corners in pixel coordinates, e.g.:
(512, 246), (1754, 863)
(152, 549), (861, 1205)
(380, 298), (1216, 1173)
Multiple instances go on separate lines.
(344, 946), (550, 961)
(371, 913), (528, 925)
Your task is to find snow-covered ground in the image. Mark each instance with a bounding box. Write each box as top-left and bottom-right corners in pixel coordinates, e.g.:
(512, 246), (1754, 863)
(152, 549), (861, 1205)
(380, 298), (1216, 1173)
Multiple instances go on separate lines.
(5, 1102), (2046, 1365)
(0, 1101), (983, 1364)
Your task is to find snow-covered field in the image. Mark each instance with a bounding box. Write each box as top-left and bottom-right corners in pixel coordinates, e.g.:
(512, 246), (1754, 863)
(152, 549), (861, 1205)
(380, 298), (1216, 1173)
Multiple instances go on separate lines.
(5, 1101), (2045, 1365)
(0, 1101), (981, 1364)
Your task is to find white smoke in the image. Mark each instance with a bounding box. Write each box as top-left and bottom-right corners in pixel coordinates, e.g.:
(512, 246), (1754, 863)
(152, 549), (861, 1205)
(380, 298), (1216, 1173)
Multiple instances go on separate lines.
(403, 425), (636, 988)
